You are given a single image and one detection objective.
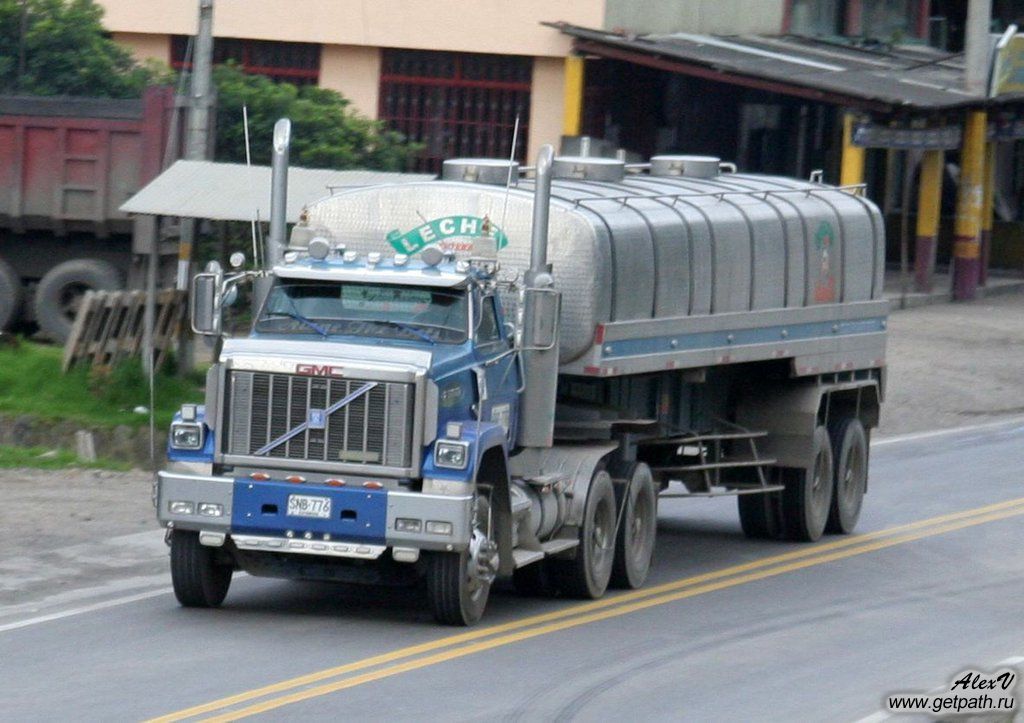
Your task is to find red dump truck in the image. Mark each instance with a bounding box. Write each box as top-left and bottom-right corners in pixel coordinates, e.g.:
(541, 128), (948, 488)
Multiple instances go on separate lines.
(0, 86), (175, 340)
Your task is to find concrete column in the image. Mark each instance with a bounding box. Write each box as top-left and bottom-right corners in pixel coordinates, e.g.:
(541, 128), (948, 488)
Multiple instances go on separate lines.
(562, 56), (585, 137)
(979, 140), (997, 286)
(914, 150), (944, 292)
(952, 110), (987, 300)
(840, 112), (865, 188)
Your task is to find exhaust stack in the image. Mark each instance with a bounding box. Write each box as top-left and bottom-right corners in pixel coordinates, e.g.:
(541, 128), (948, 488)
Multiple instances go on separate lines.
(517, 145), (560, 449)
(267, 118), (291, 268)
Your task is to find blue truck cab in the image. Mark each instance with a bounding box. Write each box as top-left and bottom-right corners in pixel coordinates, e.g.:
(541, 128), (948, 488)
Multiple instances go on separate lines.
(158, 248), (521, 622)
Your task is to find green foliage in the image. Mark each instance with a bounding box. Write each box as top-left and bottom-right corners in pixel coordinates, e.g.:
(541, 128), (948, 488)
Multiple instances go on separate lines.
(213, 64), (419, 170)
(0, 341), (204, 428)
(0, 445), (131, 470)
(0, 0), (153, 97)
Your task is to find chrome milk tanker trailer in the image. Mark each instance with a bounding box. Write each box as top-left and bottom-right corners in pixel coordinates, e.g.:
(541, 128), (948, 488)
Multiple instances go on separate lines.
(158, 120), (887, 625)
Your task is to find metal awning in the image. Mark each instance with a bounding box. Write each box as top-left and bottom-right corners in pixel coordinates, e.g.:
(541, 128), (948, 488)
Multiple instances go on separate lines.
(120, 160), (434, 223)
(553, 23), (1024, 114)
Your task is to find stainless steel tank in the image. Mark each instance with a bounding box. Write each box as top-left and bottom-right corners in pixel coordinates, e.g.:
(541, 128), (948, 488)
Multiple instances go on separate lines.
(296, 157), (884, 364)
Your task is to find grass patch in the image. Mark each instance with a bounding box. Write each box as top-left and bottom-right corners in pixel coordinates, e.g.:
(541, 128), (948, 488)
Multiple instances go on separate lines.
(0, 445), (132, 471)
(0, 340), (204, 428)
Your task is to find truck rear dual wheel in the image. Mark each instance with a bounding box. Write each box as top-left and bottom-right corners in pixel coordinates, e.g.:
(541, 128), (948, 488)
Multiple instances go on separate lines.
(781, 426), (835, 542)
(34, 259), (122, 343)
(737, 486), (784, 540)
(169, 530), (233, 608)
(826, 418), (868, 534)
(610, 462), (657, 589)
(548, 470), (617, 598)
(0, 257), (22, 331)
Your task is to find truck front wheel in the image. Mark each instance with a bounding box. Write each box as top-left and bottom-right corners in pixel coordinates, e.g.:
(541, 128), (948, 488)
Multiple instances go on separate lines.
(169, 530), (233, 608)
(427, 496), (497, 626)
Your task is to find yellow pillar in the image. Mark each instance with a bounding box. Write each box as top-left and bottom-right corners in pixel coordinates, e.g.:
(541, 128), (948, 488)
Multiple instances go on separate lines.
(913, 150), (944, 292)
(952, 110), (987, 300)
(979, 140), (996, 286)
(562, 56), (585, 137)
(840, 112), (865, 188)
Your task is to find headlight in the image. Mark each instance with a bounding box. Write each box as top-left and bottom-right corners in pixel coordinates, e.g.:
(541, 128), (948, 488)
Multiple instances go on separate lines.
(171, 423), (204, 450)
(434, 441), (469, 469)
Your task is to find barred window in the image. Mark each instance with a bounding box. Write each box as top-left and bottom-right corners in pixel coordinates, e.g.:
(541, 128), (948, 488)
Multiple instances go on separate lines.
(172, 36), (320, 85)
(379, 49), (532, 173)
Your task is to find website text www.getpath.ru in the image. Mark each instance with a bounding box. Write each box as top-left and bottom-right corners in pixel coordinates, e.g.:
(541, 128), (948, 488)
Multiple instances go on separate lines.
(887, 670), (1017, 716)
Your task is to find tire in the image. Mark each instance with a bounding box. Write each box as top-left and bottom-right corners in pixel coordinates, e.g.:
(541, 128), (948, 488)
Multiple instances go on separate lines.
(427, 496), (497, 626)
(169, 530), (233, 608)
(737, 485), (783, 540)
(34, 259), (122, 343)
(0, 257), (22, 331)
(610, 462), (657, 589)
(781, 426), (834, 542)
(548, 470), (617, 599)
(826, 418), (868, 534)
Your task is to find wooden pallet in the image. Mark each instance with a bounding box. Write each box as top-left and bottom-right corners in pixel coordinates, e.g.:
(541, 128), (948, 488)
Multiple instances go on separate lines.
(62, 289), (187, 372)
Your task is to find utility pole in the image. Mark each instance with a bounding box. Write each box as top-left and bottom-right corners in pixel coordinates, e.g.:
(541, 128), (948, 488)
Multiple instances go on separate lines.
(178, 0), (215, 368)
(953, 0), (991, 300)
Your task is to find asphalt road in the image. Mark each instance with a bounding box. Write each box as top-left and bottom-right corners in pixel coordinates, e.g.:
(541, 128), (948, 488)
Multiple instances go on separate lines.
(4, 419), (1024, 722)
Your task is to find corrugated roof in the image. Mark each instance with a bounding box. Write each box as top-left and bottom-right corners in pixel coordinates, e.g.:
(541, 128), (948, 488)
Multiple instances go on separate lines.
(119, 160), (434, 222)
(554, 23), (1015, 112)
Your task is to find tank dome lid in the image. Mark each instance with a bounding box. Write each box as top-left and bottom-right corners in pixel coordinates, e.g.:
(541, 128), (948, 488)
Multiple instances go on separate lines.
(650, 155), (721, 179)
(552, 156), (625, 182)
(442, 158), (519, 185)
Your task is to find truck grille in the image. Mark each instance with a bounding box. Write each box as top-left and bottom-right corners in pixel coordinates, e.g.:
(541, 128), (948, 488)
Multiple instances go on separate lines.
(225, 371), (414, 468)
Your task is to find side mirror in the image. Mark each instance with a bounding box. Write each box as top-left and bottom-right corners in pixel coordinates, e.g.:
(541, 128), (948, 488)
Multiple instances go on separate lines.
(191, 272), (222, 336)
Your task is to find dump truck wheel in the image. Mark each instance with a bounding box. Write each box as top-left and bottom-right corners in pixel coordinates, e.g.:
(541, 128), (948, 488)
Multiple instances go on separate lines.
(826, 418), (868, 534)
(427, 496), (497, 626)
(0, 257), (22, 331)
(34, 259), (122, 342)
(169, 530), (232, 608)
(781, 426), (834, 542)
(610, 462), (657, 589)
(549, 470), (617, 598)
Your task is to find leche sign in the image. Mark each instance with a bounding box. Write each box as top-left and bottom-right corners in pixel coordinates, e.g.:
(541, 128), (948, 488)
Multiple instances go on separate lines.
(386, 215), (509, 254)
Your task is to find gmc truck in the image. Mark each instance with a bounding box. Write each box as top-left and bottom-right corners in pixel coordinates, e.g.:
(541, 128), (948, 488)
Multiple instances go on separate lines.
(157, 120), (887, 625)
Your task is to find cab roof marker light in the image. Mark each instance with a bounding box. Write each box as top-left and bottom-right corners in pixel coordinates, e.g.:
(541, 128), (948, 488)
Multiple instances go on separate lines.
(343, 251), (359, 263)
(393, 253), (409, 267)
(367, 252), (382, 267)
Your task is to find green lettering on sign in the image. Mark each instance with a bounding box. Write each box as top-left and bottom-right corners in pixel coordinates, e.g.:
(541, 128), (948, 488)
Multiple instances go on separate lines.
(385, 215), (509, 254)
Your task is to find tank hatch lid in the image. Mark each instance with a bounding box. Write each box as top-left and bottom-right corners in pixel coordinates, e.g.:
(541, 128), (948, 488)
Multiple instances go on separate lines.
(442, 158), (519, 185)
(650, 155), (721, 179)
(552, 156), (625, 182)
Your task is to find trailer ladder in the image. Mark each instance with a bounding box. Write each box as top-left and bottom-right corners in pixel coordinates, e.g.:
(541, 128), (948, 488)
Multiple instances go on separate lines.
(641, 423), (782, 498)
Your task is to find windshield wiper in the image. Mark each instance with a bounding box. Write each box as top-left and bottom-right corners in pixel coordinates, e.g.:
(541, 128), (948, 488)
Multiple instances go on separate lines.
(261, 311), (328, 337)
(363, 319), (437, 344)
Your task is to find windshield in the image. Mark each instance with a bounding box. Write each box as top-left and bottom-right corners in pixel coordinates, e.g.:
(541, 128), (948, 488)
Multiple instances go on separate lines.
(255, 280), (468, 343)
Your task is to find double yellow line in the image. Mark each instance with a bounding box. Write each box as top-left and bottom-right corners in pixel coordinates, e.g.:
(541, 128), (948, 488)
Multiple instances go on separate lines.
(151, 496), (1024, 722)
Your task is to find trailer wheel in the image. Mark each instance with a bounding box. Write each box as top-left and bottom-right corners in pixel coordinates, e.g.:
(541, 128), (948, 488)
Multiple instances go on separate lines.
(34, 259), (122, 342)
(781, 426), (834, 542)
(169, 530), (232, 608)
(0, 257), (22, 331)
(427, 496), (497, 626)
(548, 470), (617, 598)
(737, 485), (783, 540)
(826, 418), (868, 534)
(610, 462), (657, 589)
